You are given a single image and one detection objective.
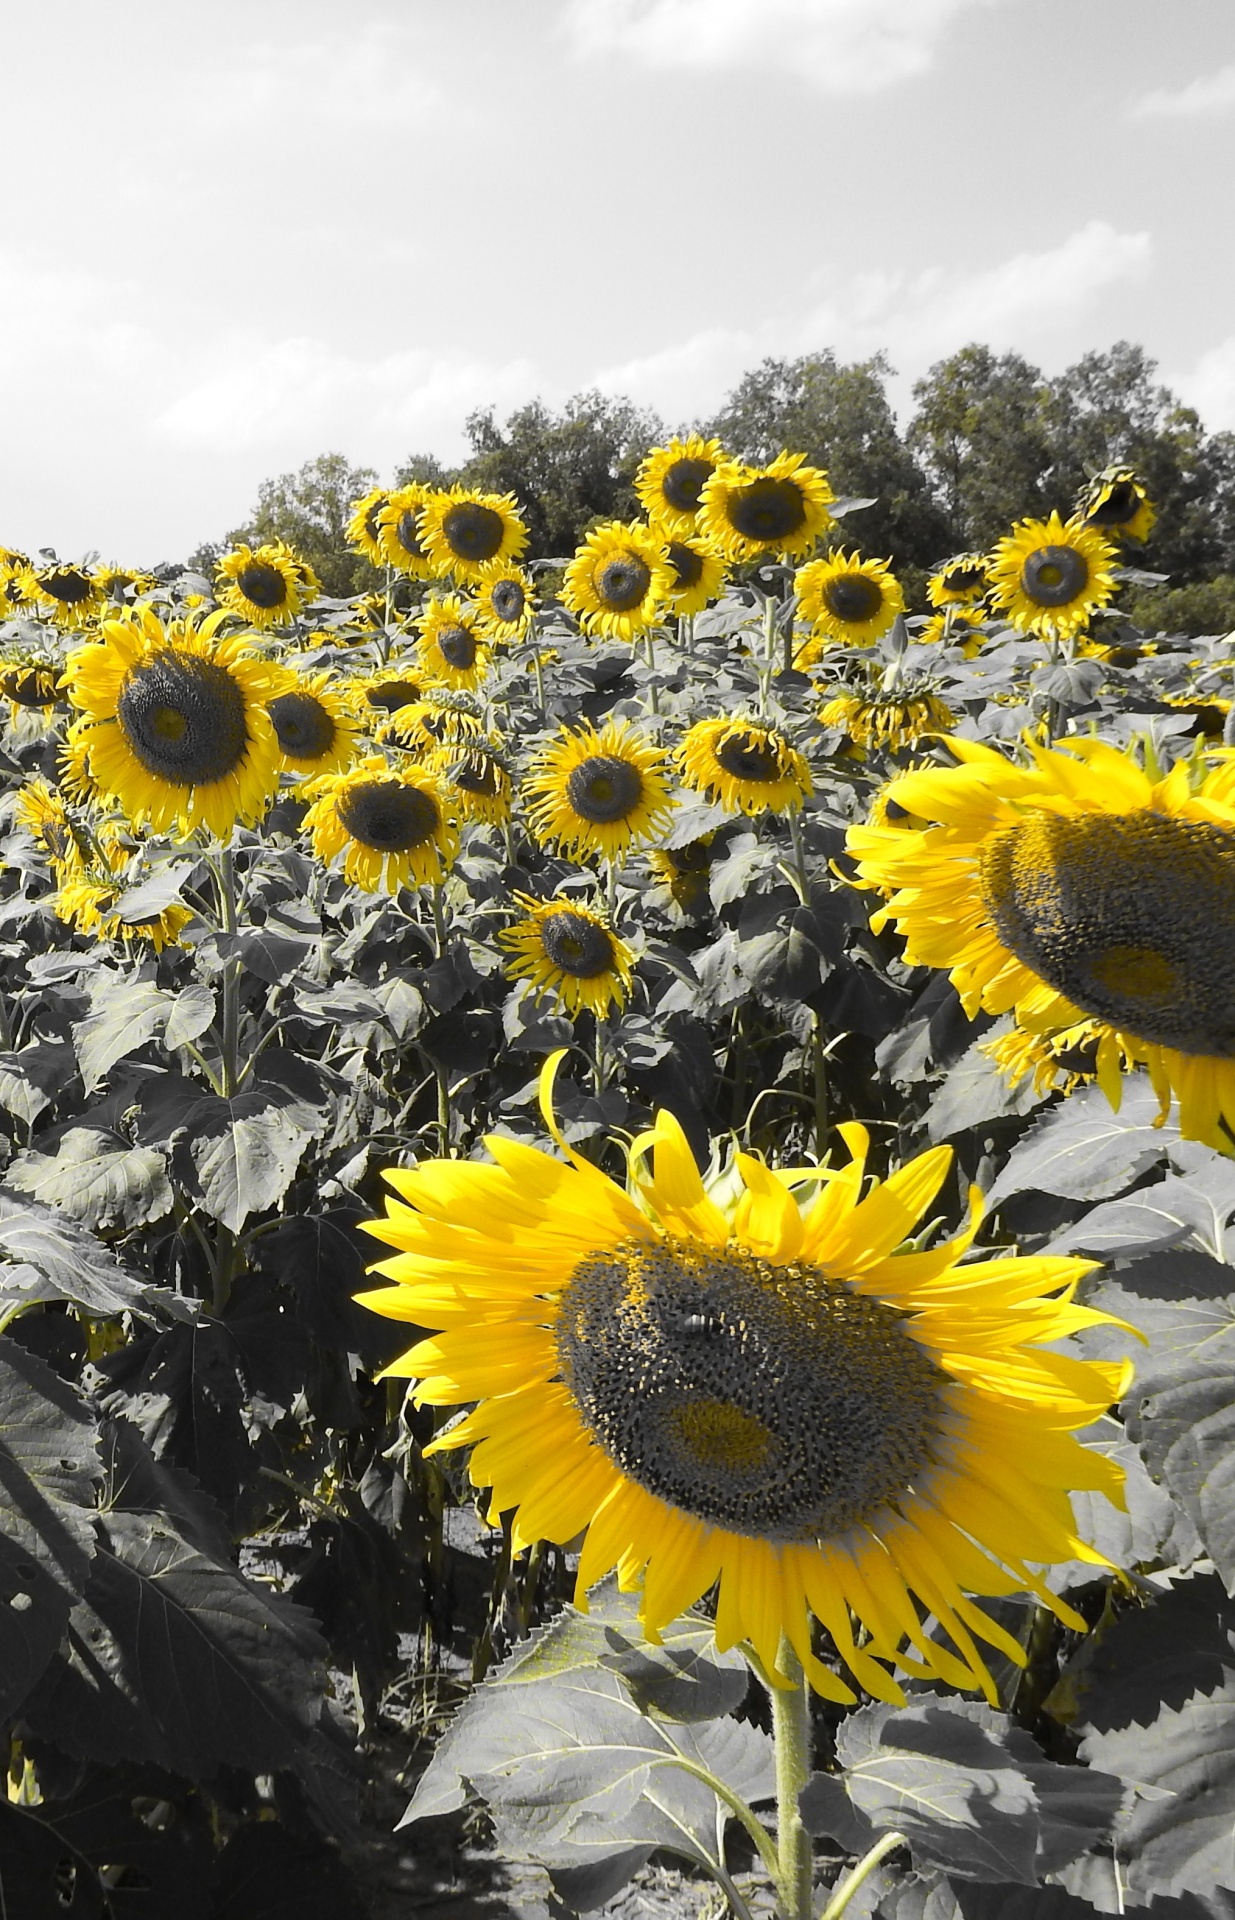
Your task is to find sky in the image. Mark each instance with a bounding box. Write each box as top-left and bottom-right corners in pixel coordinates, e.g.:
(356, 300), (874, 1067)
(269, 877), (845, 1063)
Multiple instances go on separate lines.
(3, 0), (1234, 562)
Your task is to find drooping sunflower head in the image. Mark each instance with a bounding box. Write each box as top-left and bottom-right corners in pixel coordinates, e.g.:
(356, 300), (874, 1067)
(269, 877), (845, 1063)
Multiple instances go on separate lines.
(662, 535), (728, 619)
(0, 657), (66, 722)
(390, 692), (489, 757)
(677, 715), (813, 816)
(430, 737), (513, 827)
(53, 875), (193, 952)
(986, 513), (1117, 641)
(415, 594), (491, 690)
(697, 452), (834, 564)
(926, 553), (991, 609)
(24, 563), (106, 630)
(60, 606), (291, 839)
(523, 717), (676, 863)
(818, 687), (956, 755)
(795, 550), (905, 657)
(561, 521), (675, 641)
(347, 488), (393, 566)
(268, 670), (361, 777)
(376, 484), (440, 579)
(472, 560), (536, 639)
(360, 1054), (1129, 1700)
(647, 834), (715, 916)
(419, 487), (528, 584)
(216, 543), (305, 629)
(353, 667), (425, 724)
(301, 754), (458, 894)
(635, 435), (727, 537)
(500, 894), (635, 1018)
(1076, 464), (1156, 545)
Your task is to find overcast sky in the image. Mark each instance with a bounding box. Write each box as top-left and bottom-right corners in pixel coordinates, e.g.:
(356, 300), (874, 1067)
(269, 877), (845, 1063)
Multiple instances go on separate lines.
(4, 0), (1233, 562)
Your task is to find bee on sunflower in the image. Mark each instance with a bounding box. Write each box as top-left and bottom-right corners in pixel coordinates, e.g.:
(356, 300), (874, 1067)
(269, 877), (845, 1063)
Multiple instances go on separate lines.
(662, 535), (727, 620)
(267, 671), (361, 778)
(848, 734), (1235, 1151)
(500, 895), (634, 1018)
(523, 718), (676, 864)
(415, 594), (491, 690)
(377, 484), (440, 579)
(986, 513), (1117, 643)
(795, 551), (905, 657)
(23, 562), (106, 631)
(677, 716), (813, 816)
(215, 543), (306, 629)
(419, 487), (528, 584)
(635, 435), (727, 537)
(347, 488), (393, 567)
(698, 452), (834, 564)
(561, 522), (674, 642)
(301, 755), (457, 894)
(926, 553), (990, 609)
(472, 561), (535, 641)
(1075, 464), (1156, 545)
(360, 1052), (1129, 1703)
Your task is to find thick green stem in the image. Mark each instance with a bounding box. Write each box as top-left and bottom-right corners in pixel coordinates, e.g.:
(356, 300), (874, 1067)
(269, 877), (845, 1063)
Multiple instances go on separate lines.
(217, 846), (241, 1097)
(819, 1830), (907, 1920)
(771, 1642), (813, 1920)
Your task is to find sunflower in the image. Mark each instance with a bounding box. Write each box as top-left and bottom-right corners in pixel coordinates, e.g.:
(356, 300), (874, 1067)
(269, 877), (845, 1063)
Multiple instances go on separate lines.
(24, 563), (106, 630)
(347, 488), (393, 567)
(647, 836), (714, 916)
(500, 896), (634, 1018)
(215, 543), (305, 629)
(663, 536), (727, 619)
(430, 739), (513, 827)
(677, 716), (813, 816)
(61, 606), (290, 838)
(419, 487), (528, 584)
(268, 670), (360, 777)
(561, 521), (675, 642)
(818, 688), (956, 754)
(97, 565), (158, 604)
(795, 551), (905, 656)
(472, 561), (536, 640)
(301, 755), (457, 893)
(0, 658), (65, 721)
(53, 876), (193, 952)
(848, 735), (1235, 1151)
(697, 452), (834, 564)
(984, 1018), (1105, 1098)
(389, 693), (489, 757)
(635, 435), (726, 537)
(360, 1054), (1128, 1702)
(986, 513), (1117, 642)
(16, 779), (90, 873)
(1076, 465), (1156, 545)
(352, 668), (425, 722)
(926, 553), (990, 609)
(523, 718), (676, 863)
(377, 484), (440, 580)
(415, 594), (491, 690)
(917, 607), (986, 657)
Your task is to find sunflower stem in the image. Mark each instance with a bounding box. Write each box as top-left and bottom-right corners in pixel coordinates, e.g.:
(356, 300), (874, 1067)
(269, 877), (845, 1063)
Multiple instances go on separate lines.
(645, 627), (660, 716)
(810, 1011), (830, 1161)
(770, 1640), (814, 1920)
(819, 1830), (908, 1920)
(217, 846), (241, 1099)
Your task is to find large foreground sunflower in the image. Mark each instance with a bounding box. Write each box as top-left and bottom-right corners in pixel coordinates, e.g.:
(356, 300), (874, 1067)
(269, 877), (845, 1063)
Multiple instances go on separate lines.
(524, 718), (675, 863)
(678, 716), (813, 816)
(302, 756), (457, 893)
(698, 452), (834, 564)
(848, 735), (1235, 1150)
(216, 543), (305, 628)
(61, 607), (291, 837)
(796, 550), (905, 654)
(561, 522), (674, 641)
(500, 895), (634, 1018)
(635, 435), (726, 537)
(1076, 464), (1156, 545)
(986, 513), (1117, 642)
(419, 487), (528, 584)
(360, 1057), (1128, 1701)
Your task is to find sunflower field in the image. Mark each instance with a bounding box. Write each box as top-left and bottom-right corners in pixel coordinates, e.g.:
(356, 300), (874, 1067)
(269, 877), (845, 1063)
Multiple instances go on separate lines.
(1, 446), (1234, 1920)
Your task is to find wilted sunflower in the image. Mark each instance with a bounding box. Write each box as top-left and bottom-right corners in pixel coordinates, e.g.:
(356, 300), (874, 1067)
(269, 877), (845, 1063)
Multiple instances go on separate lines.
(500, 895), (634, 1018)
(0, 658), (65, 722)
(24, 563), (106, 630)
(849, 735), (1235, 1151)
(698, 452), (834, 564)
(663, 536), (727, 619)
(216, 543), (305, 629)
(635, 435), (726, 537)
(987, 513), (1117, 642)
(678, 716), (812, 816)
(524, 718), (676, 863)
(301, 755), (457, 893)
(430, 738), (513, 827)
(926, 553), (990, 609)
(377, 484), (439, 579)
(1076, 464), (1156, 545)
(818, 687), (956, 755)
(268, 671), (360, 777)
(415, 595), (491, 690)
(390, 693), (488, 756)
(796, 551), (905, 655)
(347, 488), (393, 567)
(562, 521), (674, 642)
(419, 487), (528, 584)
(54, 875), (193, 952)
(360, 1054), (1128, 1702)
(61, 607), (290, 838)
(472, 560), (535, 640)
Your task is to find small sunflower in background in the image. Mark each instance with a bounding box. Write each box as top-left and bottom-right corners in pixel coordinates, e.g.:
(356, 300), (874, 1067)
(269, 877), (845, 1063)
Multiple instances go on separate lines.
(419, 486), (528, 584)
(53, 875), (193, 952)
(352, 668), (425, 723)
(500, 895), (635, 1019)
(926, 552), (990, 608)
(698, 452), (834, 563)
(472, 560), (535, 640)
(1076, 464), (1156, 545)
(268, 671), (360, 778)
(647, 835), (714, 917)
(795, 550), (905, 655)
(0, 561), (34, 619)
(0, 657), (66, 723)
(390, 692), (488, 757)
(216, 542), (306, 629)
(662, 535), (727, 619)
(817, 685), (956, 755)
(678, 714), (813, 816)
(430, 738), (513, 828)
(377, 484), (440, 579)
(23, 562), (106, 631)
(415, 594), (491, 690)
(61, 606), (291, 838)
(524, 717), (676, 863)
(635, 435), (726, 536)
(16, 778), (91, 873)
(848, 735), (1235, 1152)
(562, 521), (674, 641)
(917, 606), (987, 656)
(301, 756), (457, 894)
(987, 512), (1117, 642)
(97, 565), (158, 605)
(347, 488), (393, 567)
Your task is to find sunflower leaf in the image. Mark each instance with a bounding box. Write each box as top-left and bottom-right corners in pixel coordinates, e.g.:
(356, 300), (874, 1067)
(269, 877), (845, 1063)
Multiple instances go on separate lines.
(0, 1802), (106, 1919)
(5, 1128), (173, 1233)
(985, 1080), (1175, 1206)
(73, 979), (175, 1094)
(0, 1191), (179, 1319)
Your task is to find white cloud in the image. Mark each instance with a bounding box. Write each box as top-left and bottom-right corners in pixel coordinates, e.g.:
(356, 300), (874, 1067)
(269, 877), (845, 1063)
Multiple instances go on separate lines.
(1173, 336), (1235, 432)
(560, 0), (1004, 92)
(194, 21), (450, 128)
(1131, 62), (1235, 118)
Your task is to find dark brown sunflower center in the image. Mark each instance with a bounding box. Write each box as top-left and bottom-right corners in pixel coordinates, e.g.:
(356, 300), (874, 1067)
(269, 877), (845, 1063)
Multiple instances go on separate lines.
(595, 556), (652, 612)
(726, 478), (807, 544)
(1019, 545), (1088, 608)
(713, 729), (783, 783)
(366, 678), (421, 712)
(565, 754), (645, 823)
(235, 563), (289, 611)
(451, 752), (503, 798)
(941, 563), (986, 595)
(337, 780), (440, 853)
(117, 650), (249, 786)
(556, 1235), (943, 1540)
(395, 509), (426, 557)
(442, 502), (505, 564)
(364, 498), (388, 540)
(436, 624), (478, 670)
(661, 457), (714, 513)
(490, 578), (525, 623)
(1086, 482), (1140, 528)
(268, 690), (337, 760)
(44, 570), (93, 605)
(2, 667), (60, 706)
(979, 807), (1235, 1055)
(540, 910), (615, 978)
(668, 837), (713, 874)
(823, 573), (884, 624)
(667, 541), (704, 590)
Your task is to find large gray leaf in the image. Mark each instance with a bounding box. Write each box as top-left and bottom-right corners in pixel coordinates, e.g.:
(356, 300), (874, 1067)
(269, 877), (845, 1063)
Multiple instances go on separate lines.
(0, 1190), (177, 1319)
(985, 1080), (1175, 1206)
(6, 1128), (173, 1233)
(73, 980), (174, 1094)
(185, 1091), (319, 1230)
